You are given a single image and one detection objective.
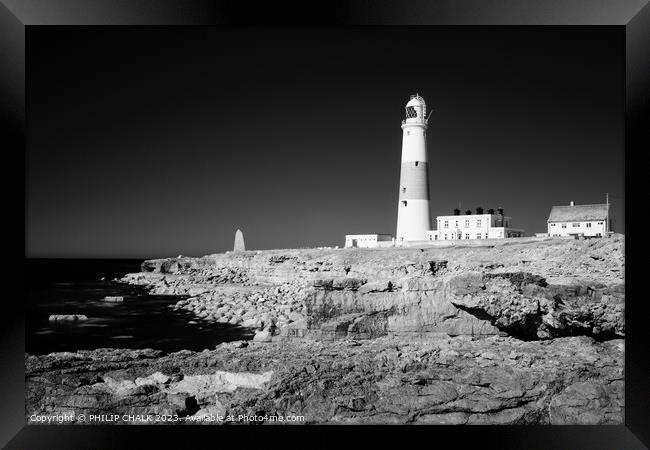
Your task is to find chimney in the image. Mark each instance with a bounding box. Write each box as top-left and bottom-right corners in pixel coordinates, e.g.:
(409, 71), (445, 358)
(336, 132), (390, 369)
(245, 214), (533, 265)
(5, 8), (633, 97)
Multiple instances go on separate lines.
(570, 201), (575, 206)
(476, 207), (484, 215)
(487, 208), (495, 215)
(465, 210), (472, 215)
(453, 208), (460, 216)
(497, 207), (504, 227)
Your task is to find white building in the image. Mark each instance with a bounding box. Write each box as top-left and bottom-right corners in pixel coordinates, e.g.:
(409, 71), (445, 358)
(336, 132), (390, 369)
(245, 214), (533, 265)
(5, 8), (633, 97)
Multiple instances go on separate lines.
(396, 94), (432, 244)
(547, 201), (612, 237)
(344, 234), (394, 248)
(426, 207), (524, 241)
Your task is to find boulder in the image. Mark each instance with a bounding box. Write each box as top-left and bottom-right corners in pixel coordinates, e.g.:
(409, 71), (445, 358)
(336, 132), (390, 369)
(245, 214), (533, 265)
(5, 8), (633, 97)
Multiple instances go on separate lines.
(48, 314), (88, 322)
(194, 401), (227, 420)
(252, 330), (273, 343)
(287, 311), (305, 323)
(135, 372), (170, 386)
(241, 318), (262, 329)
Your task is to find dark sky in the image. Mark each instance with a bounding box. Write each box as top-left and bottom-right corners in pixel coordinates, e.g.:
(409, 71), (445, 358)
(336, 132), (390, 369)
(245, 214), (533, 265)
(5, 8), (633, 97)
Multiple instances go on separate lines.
(26, 26), (625, 258)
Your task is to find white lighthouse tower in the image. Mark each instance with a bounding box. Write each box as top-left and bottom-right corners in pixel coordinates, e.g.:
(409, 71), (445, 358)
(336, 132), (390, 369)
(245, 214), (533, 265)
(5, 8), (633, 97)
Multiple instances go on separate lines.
(396, 93), (431, 244)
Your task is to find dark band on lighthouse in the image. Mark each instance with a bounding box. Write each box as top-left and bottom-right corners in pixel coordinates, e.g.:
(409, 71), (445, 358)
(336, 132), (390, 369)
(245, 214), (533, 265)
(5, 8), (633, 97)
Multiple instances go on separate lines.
(399, 161), (430, 200)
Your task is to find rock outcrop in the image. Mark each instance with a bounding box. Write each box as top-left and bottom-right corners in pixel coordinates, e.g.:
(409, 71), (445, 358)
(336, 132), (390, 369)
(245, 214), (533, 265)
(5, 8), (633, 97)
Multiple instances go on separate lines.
(447, 271), (624, 340)
(120, 236), (624, 342)
(48, 314), (88, 322)
(26, 335), (624, 425)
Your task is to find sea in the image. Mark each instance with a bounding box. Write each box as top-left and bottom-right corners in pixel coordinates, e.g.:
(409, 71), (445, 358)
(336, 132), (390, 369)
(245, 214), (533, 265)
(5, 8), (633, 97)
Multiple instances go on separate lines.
(26, 259), (253, 355)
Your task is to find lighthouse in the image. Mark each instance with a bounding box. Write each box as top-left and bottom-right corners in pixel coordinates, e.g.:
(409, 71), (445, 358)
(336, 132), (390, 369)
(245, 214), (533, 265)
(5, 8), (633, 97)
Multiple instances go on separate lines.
(396, 94), (431, 244)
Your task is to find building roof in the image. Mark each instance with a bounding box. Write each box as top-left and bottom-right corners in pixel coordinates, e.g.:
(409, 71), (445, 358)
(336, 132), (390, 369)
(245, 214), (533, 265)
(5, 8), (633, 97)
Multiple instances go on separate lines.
(547, 204), (610, 222)
(435, 213), (510, 219)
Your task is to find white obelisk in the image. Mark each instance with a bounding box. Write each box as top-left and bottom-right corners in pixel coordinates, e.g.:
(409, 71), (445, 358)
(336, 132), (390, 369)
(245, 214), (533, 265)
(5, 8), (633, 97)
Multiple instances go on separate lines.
(233, 229), (245, 252)
(396, 94), (431, 244)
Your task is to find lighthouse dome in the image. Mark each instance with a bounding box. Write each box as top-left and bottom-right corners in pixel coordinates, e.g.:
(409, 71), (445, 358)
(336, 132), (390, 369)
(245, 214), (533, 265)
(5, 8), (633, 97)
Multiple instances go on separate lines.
(406, 95), (425, 108)
(405, 94), (426, 122)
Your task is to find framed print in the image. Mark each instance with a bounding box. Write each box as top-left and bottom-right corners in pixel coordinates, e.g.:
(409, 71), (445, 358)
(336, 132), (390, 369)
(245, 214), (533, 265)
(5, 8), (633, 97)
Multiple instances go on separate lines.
(1, 0), (647, 448)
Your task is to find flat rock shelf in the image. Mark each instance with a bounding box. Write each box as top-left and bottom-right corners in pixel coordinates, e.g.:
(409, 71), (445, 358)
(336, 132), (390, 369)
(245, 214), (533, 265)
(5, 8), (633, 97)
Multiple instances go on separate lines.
(26, 335), (623, 424)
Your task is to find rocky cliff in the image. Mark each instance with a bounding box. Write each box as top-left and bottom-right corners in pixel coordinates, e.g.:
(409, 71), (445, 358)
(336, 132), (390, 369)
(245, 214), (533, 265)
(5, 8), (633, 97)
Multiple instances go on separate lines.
(26, 236), (625, 425)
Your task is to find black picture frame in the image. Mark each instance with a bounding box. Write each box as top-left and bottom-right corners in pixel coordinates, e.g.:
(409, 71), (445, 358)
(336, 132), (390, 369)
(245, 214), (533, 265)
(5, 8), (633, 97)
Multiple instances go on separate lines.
(1, 0), (647, 448)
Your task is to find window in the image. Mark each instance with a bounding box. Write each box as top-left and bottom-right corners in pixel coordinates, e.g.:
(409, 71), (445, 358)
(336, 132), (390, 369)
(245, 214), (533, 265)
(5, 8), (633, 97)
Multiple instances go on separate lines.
(455, 221), (459, 227)
(406, 106), (417, 118)
(485, 233), (488, 239)
(465, 233), (470, 239)
(572, 223), (580, 228)
(598, 222), (603, 225)
(477, 219), (482, 227)
(562, 223), (567, 228)
(477, 234), (482, 239)
(401, 201), (407, 207)
(587, 223), (592, 228)
(402, 187), (406, 193)
(434, 235), (438, 240)
(444, 220), (449, 228)
(444, 234), (448, 240)
(465, 219), (470, 227)
(415, 161), (419, 167)
(551, 223), (556, 227)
